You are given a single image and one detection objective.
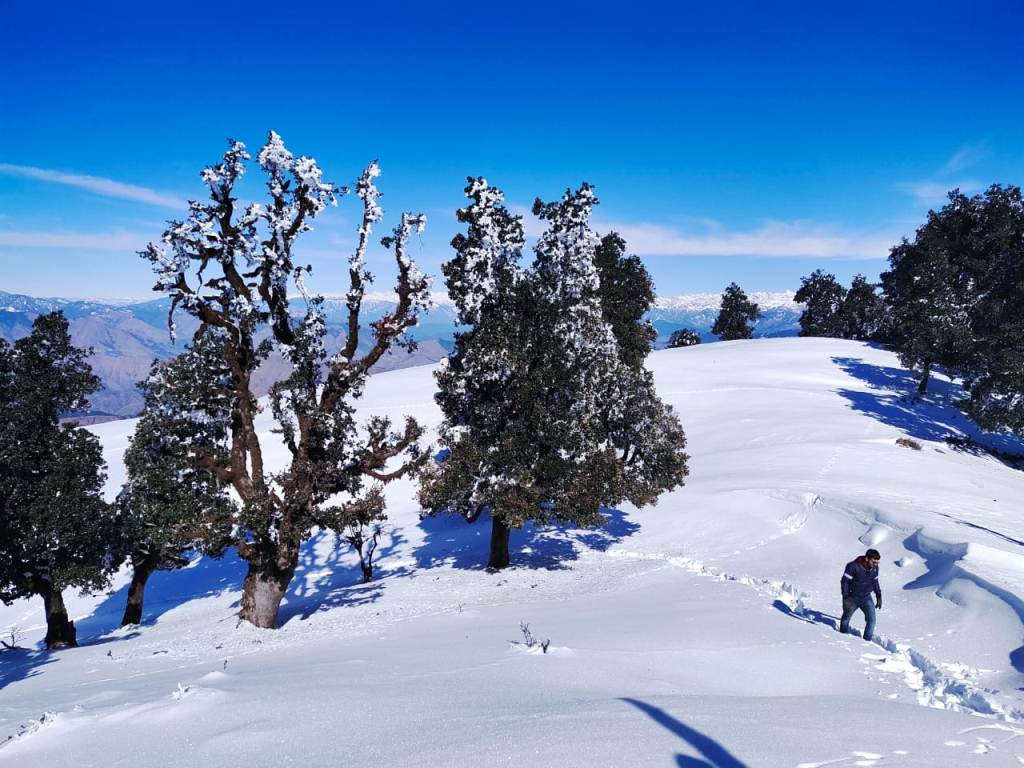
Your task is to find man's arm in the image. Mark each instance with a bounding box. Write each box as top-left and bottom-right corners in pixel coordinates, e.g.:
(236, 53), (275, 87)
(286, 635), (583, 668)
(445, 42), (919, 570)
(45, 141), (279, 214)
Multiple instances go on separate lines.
(874, 572), (882, 608)
(841, 562), (854, 598)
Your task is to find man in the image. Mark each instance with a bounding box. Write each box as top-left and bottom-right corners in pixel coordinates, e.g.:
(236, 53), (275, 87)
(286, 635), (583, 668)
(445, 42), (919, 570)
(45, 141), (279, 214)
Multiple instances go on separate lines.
(839, 548), (882, 641)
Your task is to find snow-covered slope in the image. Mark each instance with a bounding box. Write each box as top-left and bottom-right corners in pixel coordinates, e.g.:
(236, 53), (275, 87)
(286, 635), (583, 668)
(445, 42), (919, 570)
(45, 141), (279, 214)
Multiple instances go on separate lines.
(2, 338), (1024, 767)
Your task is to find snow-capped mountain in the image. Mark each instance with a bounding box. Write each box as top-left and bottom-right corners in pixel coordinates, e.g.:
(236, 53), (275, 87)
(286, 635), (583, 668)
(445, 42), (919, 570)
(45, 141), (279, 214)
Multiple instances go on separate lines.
(0, 289), (803, 417)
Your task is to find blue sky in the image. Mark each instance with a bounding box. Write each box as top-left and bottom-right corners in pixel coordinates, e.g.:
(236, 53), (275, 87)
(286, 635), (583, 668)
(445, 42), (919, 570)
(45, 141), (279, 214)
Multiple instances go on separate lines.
(1, 1), (1022, 298)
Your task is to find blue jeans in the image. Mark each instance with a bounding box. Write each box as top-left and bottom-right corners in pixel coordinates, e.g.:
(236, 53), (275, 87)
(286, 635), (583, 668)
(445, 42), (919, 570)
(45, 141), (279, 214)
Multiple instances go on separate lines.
(839, 596), (876, 641)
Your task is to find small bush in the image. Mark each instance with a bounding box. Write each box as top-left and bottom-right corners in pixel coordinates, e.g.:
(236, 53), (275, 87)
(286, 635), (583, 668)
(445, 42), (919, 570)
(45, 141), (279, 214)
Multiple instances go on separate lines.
(896, 437), (922, 451)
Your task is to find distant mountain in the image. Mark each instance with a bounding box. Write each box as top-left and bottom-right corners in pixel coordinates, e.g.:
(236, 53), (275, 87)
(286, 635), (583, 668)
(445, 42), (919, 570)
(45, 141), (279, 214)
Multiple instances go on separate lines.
(0, 289), (802, 417)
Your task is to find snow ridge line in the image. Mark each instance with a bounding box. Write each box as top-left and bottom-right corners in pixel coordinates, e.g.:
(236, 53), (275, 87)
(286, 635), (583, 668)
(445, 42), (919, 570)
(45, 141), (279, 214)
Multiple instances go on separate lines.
(605, 549), (1023, 723)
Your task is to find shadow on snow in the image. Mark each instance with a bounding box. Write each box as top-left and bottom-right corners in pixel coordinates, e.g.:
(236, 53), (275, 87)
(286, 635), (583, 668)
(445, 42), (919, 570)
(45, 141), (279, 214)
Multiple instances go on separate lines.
(902, 530), (1024, 674)
(622, 697), (750, 768)
(413, 506), (641, 571)
(831, 356), (1024, 462)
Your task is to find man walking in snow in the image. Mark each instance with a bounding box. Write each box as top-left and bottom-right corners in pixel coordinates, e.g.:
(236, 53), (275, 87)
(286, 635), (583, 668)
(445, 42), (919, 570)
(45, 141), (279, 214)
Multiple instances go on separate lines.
(839, 548), (882, 641)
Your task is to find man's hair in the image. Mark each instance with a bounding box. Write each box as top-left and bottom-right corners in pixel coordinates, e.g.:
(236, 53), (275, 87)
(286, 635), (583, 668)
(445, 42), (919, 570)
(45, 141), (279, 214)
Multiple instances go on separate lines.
(865, 548), (881, 560)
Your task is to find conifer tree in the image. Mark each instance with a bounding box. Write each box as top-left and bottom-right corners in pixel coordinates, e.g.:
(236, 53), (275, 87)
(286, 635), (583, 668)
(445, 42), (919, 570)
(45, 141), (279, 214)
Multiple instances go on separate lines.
(117, 339), (235, 625)
(420, 179), (687, 568)
(794, 269), (847, 337)
(0, 313), (116, 648)
(668, 328), (701, 347)
(881, 190), (980, 393)
(711, 282), (760, 340)
(839, 274), (885, 341)
(957, 184), (1024, 433)
(141, 134), (430, 628)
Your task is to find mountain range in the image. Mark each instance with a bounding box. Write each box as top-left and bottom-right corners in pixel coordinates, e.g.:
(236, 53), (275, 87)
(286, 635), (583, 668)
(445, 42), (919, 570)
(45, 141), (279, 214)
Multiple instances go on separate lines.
(0, 289), (802, 417)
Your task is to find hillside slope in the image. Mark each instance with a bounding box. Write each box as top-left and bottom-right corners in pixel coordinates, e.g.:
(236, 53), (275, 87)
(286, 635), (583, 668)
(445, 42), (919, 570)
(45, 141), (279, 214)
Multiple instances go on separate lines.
(2, 338), (1023, 767)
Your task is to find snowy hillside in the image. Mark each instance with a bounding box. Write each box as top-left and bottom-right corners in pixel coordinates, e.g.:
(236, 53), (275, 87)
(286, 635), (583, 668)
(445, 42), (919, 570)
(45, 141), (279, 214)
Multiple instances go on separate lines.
(2, 338), (1024, 767)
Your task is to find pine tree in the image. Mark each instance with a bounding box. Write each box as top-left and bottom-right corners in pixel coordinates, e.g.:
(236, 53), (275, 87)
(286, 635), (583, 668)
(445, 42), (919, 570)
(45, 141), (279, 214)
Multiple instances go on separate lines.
(420, 179), (687, 568)
(794, 269), (847, 337)
(839, 274), (885, 341)
(140, 134), (430, 628)
(957, 184), (1024, 433)
(711, 282), (760, 340)
(593, 232), (657, 370)
(0, 313), (117, 648)
(668, 328), (701, 347)
(881, 190), (980, 393)
(116, 338), (235, 626)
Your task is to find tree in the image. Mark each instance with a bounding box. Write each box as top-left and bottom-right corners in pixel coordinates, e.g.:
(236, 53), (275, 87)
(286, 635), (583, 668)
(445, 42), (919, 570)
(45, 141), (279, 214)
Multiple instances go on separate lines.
(880, 190), (978, 393)
(668, 329), (701, 348)
(116, 340), (235, 626)
(593, 232), (656, 370)
(420, 179), (687, 568)
(140, 133), (430, 628)
(839, 274), (885, 341)
(794, 269), (847, 337)
(711, 282), (760, 340)
(0, 313), (117, 648)
(956, 185), (1024, 433)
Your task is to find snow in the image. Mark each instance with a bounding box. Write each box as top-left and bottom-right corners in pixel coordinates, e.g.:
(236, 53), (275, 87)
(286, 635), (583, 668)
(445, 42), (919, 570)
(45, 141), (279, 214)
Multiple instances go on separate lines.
(3, 337), (1024, 766)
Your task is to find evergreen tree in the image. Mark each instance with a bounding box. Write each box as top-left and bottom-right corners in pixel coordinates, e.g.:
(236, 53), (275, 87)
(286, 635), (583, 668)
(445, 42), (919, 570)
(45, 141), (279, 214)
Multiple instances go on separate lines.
(880, 190), (978, 393)
(593, 232), (657, 370)
(116, 339), (235, 626)
(839, 274), (885, 341)
(140, 134), (429, 628)
(711, 282), (760, 340)
(0, 313), (116, 648)
(794, 269), (847, 337)
(420, 179), (687, 568)
(957, 184), (1024, 433)
(668, 329), (701, 348)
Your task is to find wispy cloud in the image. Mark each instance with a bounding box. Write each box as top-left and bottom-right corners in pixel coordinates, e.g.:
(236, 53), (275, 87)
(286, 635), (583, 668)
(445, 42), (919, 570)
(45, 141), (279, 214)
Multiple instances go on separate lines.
(0, 163), (185, 209)
(940, 143), (988, 175)
(897, 179), (982, 205)
(592, 219), (897, 260)
(0, 230), (150, 250)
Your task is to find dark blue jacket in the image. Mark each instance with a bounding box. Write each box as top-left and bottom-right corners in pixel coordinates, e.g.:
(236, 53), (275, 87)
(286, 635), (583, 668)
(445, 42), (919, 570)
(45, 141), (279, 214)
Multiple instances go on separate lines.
(841, 556), (881, 601)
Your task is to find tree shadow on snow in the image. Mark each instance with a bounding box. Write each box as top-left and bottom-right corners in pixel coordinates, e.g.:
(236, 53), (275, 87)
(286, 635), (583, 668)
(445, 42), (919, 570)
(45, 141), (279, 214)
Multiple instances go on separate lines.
(413, 506), (640, 572)
(831, 356), (1024, 461)
(278, 528), (405, 624)
(622, 697), (750, 768)
(0, 631), (139, 692)
(0, 647), (58, 692)
(74, 550), (248, 642)
(901, 530), (1024, 674)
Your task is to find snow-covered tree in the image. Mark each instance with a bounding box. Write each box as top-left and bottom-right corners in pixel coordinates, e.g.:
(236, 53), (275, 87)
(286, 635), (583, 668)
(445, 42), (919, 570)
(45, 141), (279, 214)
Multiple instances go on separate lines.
(668, 329), (701, 348)
(0, 313), (117, 648)
(116, 339), (235, 626)
(140, 134), (430, 628)
(794, 269), (847, 337)
(420, 179), (687, 568)
(712, 282), (760, 340)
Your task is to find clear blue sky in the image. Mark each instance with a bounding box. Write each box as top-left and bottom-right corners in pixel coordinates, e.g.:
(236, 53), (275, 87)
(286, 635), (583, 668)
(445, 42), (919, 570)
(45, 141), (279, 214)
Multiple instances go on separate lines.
(2, 1), (1022, 298)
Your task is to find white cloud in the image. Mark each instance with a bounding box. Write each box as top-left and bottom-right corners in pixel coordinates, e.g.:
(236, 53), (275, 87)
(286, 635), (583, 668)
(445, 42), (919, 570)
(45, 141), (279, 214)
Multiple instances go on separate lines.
(0, 163), (185, 209)
(897, 179), (982, 205)
(0, 230), (150, 250)
(592, 219), (897, 260)
(940, 143), (988, 175)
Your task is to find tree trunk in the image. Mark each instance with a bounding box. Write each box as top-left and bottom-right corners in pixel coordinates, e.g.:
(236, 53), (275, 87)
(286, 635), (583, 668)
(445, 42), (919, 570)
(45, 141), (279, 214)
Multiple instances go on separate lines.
(487, 516), (511, 570)
(40, 584), (77, 649)
(238, 558), (295, 629)
(918, 361), (931, 394)
(360, 562), (374, 584)
(121, 556), (157, 626)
